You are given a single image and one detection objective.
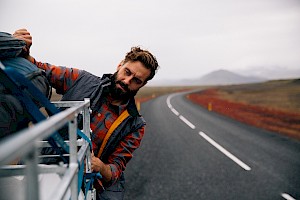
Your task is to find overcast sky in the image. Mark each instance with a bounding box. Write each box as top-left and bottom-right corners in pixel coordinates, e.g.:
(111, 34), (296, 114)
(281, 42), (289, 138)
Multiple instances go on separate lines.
(1, 0), (300, 84)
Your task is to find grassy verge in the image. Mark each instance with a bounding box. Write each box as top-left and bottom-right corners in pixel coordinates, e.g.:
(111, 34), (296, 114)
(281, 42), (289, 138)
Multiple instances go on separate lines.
(187, 79), (300, 140)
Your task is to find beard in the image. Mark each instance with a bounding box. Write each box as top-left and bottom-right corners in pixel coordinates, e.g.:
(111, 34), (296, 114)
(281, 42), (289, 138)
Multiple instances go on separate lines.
(109, 72), (138, 101)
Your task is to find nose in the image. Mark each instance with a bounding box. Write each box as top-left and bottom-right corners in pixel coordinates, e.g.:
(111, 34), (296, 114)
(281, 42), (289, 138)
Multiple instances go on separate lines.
(123, 75), (134, 85)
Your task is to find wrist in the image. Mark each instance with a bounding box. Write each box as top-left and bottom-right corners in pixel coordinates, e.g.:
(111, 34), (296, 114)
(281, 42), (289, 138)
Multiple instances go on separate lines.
(101, 164), (112, 182)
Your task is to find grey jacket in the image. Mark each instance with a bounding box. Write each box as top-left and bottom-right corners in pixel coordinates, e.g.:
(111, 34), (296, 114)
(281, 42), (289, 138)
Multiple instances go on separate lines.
(59, 71), (146, 162)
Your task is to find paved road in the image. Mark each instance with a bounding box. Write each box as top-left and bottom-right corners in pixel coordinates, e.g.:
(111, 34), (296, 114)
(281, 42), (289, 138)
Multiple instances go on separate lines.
(124, 92), (300, 200)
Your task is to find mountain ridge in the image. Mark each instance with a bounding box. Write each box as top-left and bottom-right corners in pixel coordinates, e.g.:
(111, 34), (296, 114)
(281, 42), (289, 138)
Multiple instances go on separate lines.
(150, 69), (266, 86)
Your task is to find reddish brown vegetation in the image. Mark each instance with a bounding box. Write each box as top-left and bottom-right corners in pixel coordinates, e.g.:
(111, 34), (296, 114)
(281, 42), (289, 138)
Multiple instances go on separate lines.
(187, 88), (300, 140)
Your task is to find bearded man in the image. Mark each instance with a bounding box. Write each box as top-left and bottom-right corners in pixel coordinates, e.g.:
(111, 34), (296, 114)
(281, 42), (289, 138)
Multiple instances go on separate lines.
(14, 29), (159, 200)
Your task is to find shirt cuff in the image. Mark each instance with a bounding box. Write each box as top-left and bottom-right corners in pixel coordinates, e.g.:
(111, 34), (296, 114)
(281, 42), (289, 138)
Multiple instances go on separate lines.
(104, 164), (118, 187)
(28, 56), (35, 64)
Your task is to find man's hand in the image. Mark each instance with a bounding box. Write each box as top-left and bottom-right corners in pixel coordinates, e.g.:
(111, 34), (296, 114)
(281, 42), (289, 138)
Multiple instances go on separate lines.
(91, 151), (102, 172)
(91, 151), (112, 182)
(13, 29), (32, 57)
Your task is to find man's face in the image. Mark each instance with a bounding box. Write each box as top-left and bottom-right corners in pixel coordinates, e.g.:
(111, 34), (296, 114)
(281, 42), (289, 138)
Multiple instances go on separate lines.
(110, 61), (151, 100)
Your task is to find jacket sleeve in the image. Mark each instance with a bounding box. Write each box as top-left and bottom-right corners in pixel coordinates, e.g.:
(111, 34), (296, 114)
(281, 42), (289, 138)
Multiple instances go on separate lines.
(28, 57), (81, 94)
(105, 125), (145, 187)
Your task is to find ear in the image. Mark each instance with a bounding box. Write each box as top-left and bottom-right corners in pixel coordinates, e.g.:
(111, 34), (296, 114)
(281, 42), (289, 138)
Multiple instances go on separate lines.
(117, 60), (124, 70)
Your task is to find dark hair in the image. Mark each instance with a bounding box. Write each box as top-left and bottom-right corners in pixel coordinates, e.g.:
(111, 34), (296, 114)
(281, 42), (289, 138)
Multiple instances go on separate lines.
(123, 46), (159, 82)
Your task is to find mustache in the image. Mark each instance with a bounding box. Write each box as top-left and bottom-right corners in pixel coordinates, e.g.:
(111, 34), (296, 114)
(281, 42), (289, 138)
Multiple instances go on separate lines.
(116, 80), (129, 92)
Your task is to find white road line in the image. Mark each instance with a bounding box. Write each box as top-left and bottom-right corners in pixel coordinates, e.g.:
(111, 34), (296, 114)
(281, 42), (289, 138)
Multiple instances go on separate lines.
(171, 108), (179, 116)
(166, 94), (174, 108)
(199, 131), (251, 171)
(281, 193), (296, 200)
(179, 115), (196, 129)
(167, 95), (194, 128)
(167, 94), (251, 171)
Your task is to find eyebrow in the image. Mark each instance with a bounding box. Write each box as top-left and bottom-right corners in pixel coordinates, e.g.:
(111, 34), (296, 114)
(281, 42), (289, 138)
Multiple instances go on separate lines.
(126, 68), (145, 83)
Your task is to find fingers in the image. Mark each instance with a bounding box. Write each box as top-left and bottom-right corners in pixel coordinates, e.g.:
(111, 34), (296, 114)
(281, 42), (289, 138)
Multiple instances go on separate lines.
(91, 153), (102, 172)
(13, 28), (29, 34)
(13, 29), (31, 38)
(12, 29), (32, 54)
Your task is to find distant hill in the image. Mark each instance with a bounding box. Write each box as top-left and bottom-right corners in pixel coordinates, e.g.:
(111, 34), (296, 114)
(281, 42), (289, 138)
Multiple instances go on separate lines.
(150, 69), (266, 86)
(191, 69), (265, 86)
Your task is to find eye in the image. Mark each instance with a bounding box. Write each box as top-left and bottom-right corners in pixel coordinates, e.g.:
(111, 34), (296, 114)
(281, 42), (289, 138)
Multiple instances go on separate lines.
(133, 77), (143, 85)
(125, 68), (131, 76)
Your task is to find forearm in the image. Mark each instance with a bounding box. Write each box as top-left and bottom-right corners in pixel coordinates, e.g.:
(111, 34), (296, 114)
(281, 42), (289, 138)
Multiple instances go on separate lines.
(100, 163), (112, 182)
(25, 56), (81, 94)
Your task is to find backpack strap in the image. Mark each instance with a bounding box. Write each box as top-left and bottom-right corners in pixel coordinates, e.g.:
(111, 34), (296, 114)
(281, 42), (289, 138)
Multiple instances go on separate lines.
(97, 109), (130, 158)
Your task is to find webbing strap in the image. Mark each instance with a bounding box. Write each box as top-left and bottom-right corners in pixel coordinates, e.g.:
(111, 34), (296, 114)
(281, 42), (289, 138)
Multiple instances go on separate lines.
(77, 129), (93, 150)
(77, 160), (85, 195)
(84, 172), (102, 199)
(97, 109), (129, 158)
